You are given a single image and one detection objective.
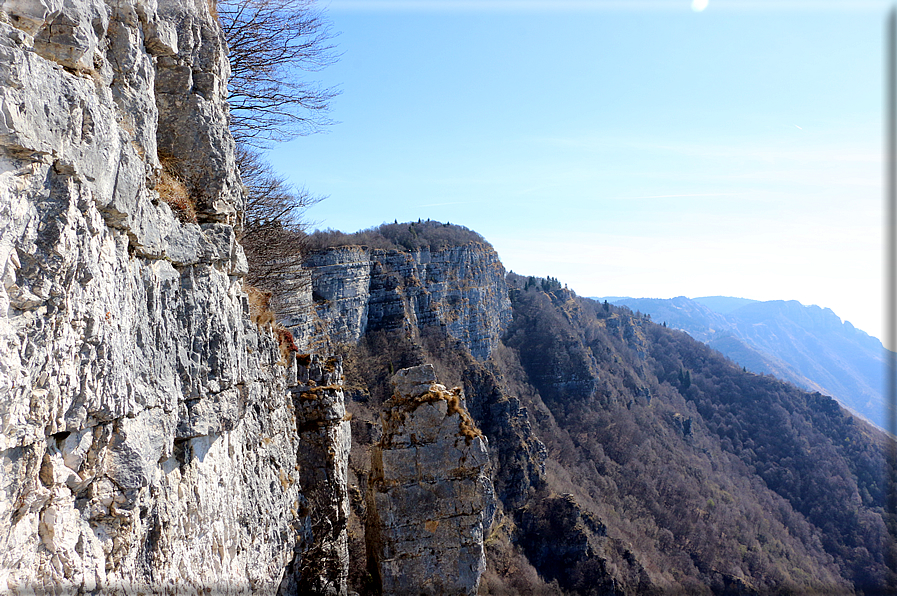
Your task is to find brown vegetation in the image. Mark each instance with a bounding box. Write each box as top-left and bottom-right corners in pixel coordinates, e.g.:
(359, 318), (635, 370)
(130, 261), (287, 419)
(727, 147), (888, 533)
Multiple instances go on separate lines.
(218, 0), (337, 293)
(235, 144), (322, 293)
(274, 325), (298, 362)
(155, 154), (197, 223)
(245, 284), (275, 326)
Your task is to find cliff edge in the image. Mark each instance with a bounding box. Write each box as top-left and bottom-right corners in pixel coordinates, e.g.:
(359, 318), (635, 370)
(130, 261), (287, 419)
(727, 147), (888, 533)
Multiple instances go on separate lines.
(277, 243), (512, 361)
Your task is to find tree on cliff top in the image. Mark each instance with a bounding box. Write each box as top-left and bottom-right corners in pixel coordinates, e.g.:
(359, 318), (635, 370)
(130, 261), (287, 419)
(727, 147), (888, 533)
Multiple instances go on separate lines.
(305, 220), (488, 252)
(219, 0), (340, 145)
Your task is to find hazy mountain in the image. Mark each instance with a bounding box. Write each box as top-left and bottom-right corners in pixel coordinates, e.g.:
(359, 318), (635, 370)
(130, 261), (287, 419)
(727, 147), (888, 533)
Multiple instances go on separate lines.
(692, 295), (759, 314)
(600, 296), (887, 429)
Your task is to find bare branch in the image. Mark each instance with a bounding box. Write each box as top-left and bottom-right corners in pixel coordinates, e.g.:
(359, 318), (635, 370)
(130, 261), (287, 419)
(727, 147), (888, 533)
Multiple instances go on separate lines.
(219, 0), (340, 146)
(236, 144), (325, 291)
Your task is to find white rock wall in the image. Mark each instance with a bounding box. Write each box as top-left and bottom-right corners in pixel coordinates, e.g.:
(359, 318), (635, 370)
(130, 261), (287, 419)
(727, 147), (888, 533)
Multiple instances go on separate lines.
(0, 0), (347, 592)
(282, 244), (512, 360)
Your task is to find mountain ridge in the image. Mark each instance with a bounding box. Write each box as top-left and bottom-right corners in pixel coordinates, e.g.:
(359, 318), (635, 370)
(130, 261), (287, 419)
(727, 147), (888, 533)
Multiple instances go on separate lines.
(602, 295), (887, 429)
(288, 233), (894, 594)
(0, 0), (891, 584)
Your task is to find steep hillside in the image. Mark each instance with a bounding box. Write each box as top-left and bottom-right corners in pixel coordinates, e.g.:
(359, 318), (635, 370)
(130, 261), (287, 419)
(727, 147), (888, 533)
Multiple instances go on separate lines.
(293, 231), (894, 596)
(609, 296), (887, 429)
(693, 296), (759, 314)
(505, 283), (891, 595)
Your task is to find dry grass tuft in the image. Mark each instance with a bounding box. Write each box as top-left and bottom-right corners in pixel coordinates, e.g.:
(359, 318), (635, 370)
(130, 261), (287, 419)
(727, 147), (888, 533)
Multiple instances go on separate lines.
(156, 154), (197, 223)
(245, 284), (302, 364)
(385, 383), (483, 443)
(246, 285), (275, 327)
(445, 388), (483, 441)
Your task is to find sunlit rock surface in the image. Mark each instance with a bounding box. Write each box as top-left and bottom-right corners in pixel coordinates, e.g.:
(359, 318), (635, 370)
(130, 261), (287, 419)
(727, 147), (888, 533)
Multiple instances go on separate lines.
(367, 364), (496, 595)
(0, 0), (347, 591)
(278, 244), (512, 361)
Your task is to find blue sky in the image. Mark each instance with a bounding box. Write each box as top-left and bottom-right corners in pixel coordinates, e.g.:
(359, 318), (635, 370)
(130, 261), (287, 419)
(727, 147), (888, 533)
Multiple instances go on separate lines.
(266, 0), (888, 344)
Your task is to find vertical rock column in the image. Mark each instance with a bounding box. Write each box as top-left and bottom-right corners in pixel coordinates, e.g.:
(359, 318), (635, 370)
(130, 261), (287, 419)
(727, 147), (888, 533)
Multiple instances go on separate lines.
(279, 354), (352, 596)
(367, 365), (496, 595)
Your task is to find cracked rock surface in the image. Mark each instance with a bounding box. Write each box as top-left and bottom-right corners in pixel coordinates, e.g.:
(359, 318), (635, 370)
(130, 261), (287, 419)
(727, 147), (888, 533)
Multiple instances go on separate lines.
(367, 364), (496, 596)
(278, 244), (512, 361)
(0, 0), (348, 592)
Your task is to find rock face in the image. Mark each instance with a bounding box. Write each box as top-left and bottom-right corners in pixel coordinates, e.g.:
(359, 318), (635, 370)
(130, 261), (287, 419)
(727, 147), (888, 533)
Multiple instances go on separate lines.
(367, 365), (496, 595)
(281, 354), (351, 596)
(277, 244), (512, 361)
(460, 367), (546, 510)
(0, 0), (347, 592)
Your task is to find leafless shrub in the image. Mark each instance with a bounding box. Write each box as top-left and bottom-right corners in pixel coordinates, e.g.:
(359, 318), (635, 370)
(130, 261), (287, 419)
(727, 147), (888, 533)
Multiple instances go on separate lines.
(236, 144), (323, 292)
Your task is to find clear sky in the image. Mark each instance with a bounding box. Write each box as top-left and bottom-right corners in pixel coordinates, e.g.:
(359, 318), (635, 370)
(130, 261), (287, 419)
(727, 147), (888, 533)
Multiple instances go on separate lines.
(266, 0), (889, 345)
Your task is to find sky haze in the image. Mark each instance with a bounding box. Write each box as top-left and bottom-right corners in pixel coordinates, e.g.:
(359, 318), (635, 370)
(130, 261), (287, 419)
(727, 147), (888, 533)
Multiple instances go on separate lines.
(267, 0), (888, 345)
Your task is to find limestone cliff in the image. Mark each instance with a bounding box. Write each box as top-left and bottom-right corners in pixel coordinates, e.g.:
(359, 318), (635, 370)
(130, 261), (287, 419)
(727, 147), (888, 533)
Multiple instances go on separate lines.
(0, 0), (348, 592)
(276, 244), (512, 361)
(366, 365), (495, 595)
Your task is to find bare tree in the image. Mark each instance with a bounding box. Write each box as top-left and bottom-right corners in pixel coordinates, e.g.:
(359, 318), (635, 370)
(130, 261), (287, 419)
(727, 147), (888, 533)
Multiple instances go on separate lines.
(217, 0), (338, 291)
(236, 144), (323, 291)
(218, 0), (340, 146)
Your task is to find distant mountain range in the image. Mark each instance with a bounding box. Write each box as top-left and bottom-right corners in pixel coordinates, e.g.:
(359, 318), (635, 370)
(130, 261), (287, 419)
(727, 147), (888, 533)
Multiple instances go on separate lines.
(598, 296), (888, 430)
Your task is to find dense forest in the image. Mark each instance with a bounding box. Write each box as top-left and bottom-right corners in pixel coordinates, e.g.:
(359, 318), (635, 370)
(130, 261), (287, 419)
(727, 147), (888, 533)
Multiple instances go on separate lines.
(499, 276), (893, 594)
(315, 229), (895, 594)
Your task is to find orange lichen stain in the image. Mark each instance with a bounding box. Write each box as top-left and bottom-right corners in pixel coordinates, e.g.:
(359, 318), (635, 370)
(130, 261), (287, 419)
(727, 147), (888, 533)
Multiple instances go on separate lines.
(424, 520), (440, 533)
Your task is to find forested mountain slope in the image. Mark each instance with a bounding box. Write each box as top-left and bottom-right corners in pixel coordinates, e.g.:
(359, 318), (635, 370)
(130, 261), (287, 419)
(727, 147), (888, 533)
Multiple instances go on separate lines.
(608, 296), (887, 430)
(501, 280), (892, 595)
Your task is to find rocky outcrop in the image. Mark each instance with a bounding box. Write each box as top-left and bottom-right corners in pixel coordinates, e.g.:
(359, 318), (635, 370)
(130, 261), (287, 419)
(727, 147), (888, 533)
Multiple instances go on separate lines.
(367, 365), (496, 595)
(0, 0), (346, 591)
(516, 494), (632, 596)
(461, 367), (546, 510)
(280, 354), (351, 596)
(278, 244), (512, 361)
